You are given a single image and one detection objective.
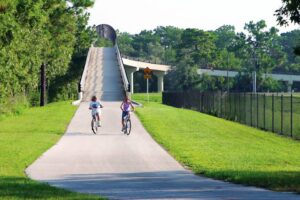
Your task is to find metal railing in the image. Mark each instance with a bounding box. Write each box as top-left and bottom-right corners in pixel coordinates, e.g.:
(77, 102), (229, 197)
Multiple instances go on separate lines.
(79, 48), (93, 93)
(121, 55), (170, 65)
(163, 91), (300, 140)
(72, 47), (92, 105)
(115, 43), (129, 94)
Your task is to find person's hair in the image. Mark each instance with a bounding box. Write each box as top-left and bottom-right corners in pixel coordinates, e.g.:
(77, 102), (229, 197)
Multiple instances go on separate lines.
(124, 95), (129, 101)
(91, 96), (97, 101)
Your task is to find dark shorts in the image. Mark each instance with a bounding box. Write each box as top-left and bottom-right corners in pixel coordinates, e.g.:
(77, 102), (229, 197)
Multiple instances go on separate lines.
(122, 111), (129, 120)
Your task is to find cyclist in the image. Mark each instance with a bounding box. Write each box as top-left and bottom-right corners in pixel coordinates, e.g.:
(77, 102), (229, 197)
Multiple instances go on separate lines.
(89, 96), (103, 127)
(120, 96), (134, 131)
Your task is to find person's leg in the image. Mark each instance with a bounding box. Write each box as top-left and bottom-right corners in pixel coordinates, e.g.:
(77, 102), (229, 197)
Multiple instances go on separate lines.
(98, 112), (102, 126)
(96, 113), (100, 126)
(121, 112), (125, 130)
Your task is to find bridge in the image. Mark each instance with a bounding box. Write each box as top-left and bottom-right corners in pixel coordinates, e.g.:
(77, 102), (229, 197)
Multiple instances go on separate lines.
(26, 25), (299, 199)
(123, 58), (170, 93)
(198, 69), (300, 92)
(71, 27), (169, 104)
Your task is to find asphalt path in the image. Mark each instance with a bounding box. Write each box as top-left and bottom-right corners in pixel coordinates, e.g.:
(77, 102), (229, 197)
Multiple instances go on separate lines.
(26, 102), (300, 200)
(26, 47), (300, 199)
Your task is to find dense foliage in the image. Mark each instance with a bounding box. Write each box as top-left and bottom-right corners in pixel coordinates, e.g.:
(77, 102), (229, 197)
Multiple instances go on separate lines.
(117, 21), (300, 92)
(276, 0), (300, 26)
(0, 0), (95, 115)
(276, 0), (300, 55)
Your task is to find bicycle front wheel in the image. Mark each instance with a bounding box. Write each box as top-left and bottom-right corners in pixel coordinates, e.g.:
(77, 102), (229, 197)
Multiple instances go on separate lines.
(91, 118), (98, 134)
(125, 119), (131, 135)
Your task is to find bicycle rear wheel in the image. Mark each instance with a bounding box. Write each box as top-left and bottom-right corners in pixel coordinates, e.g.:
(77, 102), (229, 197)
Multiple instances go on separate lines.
(91, 118), (98, 134)
(125, 119), (131, 135)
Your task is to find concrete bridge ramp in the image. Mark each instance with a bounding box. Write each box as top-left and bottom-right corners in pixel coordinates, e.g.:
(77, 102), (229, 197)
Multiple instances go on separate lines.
(83, 47), (123, 102)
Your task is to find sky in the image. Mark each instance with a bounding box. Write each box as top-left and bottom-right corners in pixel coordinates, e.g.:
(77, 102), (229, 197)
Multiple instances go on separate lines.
(88, 0), (299, 34)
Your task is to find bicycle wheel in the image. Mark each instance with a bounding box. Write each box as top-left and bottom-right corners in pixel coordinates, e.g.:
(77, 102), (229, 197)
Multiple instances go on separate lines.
(91, 118), (97, 134)
(125, 118), (131, 135)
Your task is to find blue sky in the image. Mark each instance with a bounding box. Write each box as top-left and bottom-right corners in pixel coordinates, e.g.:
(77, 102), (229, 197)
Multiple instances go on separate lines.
(88, 0), (299, 33)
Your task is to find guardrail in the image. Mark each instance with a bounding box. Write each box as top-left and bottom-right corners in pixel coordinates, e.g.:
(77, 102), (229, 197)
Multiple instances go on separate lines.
(115, 43), (129, 94)
(72, 47), (92, 105)
(122, 55), (170, 65)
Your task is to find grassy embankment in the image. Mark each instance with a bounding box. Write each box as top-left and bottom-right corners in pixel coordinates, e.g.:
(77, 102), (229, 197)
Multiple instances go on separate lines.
(132, 93), (300, 192)
(0, 102), (103, 199)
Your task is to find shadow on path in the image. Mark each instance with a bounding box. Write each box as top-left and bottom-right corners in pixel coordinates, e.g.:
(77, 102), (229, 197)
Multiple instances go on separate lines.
(44, 171), (299, 200)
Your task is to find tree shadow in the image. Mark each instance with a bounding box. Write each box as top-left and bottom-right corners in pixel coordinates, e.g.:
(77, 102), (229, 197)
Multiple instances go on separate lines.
(39, 170), (300, 199)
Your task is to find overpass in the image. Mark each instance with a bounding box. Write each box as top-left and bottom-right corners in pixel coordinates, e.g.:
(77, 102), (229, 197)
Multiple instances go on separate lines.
(198, 68), (300, 92)
(122, 57), (170, 93)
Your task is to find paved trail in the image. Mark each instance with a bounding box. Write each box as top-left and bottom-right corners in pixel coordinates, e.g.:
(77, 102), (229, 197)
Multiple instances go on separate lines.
(26, 47), (300, 200)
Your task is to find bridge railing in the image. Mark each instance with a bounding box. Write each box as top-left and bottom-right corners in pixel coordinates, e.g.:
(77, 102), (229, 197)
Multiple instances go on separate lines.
(115, 43), (129, 94)
(72, 47), (92, 105)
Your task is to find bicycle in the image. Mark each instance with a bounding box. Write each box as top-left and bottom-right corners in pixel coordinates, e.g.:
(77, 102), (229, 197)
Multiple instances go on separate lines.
(91, 113), (99, 134)
(123, 112), (132, 135)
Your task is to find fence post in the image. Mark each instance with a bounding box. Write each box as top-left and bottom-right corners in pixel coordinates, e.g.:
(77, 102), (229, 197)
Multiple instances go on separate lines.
(198, 92), (201, 112)
(244, 93), (247, 124)
(230, 93), (232, 119)
(250, 93), (253, 126)
(183, 91), (186, 108)
(234, 93), (237, 121)
(224, 92), (226, 118)
(291, 93), (293, 138)
(281, 94), (283, 135)
(220, 91), (223, 117)
(201, 93), (204, 112)
(257, 93), (259, 128)
(263, 94), (266, 130)
(272, 94), (274, 133)
(238, 93), (241, 122)
(212, 92), (215, 115)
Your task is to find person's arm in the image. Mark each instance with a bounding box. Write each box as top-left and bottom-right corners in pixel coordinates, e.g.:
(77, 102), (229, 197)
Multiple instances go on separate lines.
(89, 102), (92, 110)
(120, 102), (124, 111)
(130, 102), (135, 111)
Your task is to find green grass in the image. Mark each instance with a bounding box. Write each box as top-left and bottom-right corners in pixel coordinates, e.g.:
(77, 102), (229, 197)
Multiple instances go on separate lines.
(131, 93), (162, 103)
(0, 101), (103, 199)
(133, 95), (300, 193)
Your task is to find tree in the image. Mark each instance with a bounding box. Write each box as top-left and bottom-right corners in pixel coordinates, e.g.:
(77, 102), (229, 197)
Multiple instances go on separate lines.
(0, 0), (95, 110)
(276, 0), (300, 55)
(173, 56), (200, 90)
(236, 20), (286, 92)
(117, 31), (134, 56)
(276, 0), (300, 26)
(178, 28), (217, 66)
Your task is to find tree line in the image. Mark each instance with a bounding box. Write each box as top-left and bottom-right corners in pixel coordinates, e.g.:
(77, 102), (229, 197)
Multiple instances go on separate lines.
(118, 21), (300, 93)
(0, 0), (96, 115)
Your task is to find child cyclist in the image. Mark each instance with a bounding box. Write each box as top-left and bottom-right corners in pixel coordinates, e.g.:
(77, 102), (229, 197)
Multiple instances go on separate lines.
(89, 96), (103, 127)
(120, 96), (134, 131)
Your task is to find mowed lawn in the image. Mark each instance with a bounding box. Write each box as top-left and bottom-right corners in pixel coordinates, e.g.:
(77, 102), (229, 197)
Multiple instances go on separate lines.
(0, 102), (103, 199)
(132, 94), (300, 192)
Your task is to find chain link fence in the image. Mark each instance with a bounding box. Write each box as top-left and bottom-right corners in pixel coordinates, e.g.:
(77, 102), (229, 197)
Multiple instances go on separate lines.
(163, 91), (299, 140)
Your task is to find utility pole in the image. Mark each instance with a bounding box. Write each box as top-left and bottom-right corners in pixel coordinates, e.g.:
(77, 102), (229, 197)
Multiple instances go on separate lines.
(252, 53), (259, 94)
(253, 71), (257, 93)
(40, 63), (46, 106)
(227, 52), (229, 93)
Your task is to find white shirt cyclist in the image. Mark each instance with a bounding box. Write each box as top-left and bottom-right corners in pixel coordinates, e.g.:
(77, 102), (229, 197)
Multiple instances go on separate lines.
(89, 101), (102, 115)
